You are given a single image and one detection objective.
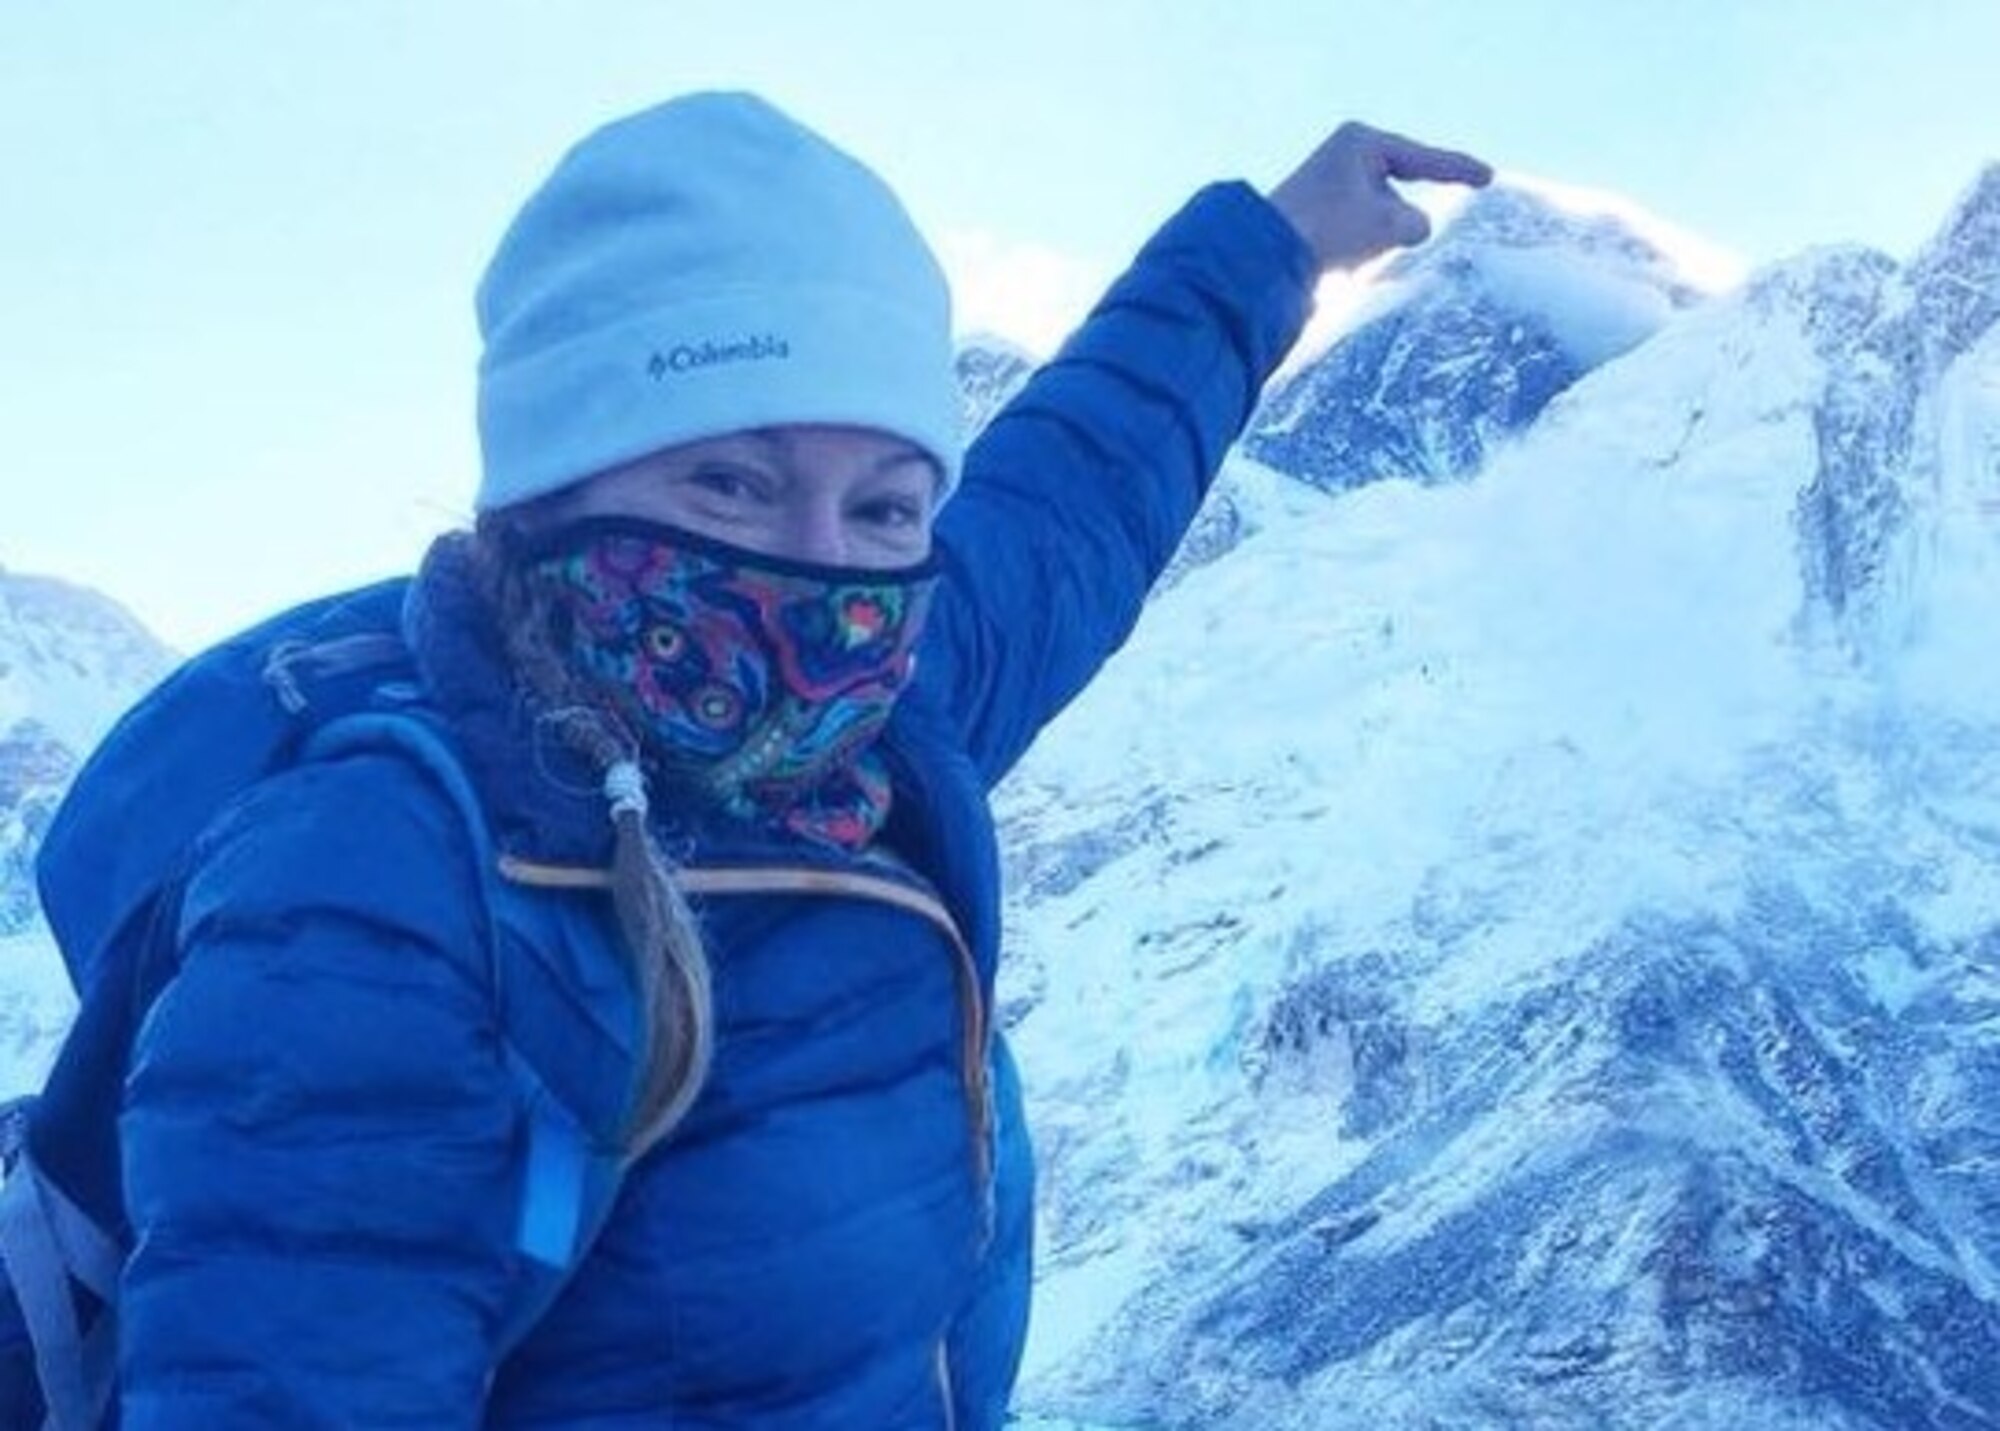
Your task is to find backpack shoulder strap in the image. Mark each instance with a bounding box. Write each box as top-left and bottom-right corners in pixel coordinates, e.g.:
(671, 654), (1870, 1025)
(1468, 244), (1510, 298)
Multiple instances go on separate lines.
(0, 1142), (122, 1431)
(299, 710), (628, 1355)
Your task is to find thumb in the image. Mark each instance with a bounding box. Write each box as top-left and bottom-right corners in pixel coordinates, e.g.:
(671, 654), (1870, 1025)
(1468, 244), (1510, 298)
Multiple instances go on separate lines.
(1384, 200), (1432, 249)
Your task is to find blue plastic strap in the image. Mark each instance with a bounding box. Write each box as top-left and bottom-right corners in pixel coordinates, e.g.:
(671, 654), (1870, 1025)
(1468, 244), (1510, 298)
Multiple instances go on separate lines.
(517, 1093), (588, 1269)
(0, 1153), (111, 1431)
(37, 1165), (121, 1307)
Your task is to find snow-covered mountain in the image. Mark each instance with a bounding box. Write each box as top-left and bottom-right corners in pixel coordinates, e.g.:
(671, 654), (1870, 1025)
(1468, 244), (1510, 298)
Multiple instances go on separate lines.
(957, 331), (1039, 438)
(1798, 164), (2000, 645)
(1242, 180), (1734, 493)
(0, 569), (173, 932)
(1001, 168), (2000, 1429)
(0, 568), (173, 763)
(0, 568), (174, 1088)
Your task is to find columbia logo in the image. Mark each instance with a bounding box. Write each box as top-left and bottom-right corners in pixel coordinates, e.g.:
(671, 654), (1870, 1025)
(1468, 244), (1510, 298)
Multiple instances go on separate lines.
(648, 335), (791, 379)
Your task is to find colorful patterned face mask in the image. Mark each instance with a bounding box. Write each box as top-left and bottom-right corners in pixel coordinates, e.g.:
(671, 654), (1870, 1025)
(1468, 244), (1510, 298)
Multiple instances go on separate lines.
(522, 517), (937, 851)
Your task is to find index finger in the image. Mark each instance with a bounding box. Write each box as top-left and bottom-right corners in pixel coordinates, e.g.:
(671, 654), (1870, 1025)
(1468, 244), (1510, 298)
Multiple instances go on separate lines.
(1373, 131), (1494, 188)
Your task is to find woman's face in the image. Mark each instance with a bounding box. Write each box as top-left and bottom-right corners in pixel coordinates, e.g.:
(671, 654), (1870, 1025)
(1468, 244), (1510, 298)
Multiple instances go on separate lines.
(551, 424), (939, 570)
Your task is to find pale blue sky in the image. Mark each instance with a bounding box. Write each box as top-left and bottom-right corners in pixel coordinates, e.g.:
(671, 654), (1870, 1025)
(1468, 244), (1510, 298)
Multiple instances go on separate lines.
(4, 1), (1996, 649)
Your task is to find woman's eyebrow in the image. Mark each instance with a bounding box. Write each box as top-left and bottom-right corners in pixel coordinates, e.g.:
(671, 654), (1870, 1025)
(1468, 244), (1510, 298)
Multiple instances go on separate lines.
(715, 431), (788, 462)
(867, 450), (934, 478)
(750, 427), (929, 478)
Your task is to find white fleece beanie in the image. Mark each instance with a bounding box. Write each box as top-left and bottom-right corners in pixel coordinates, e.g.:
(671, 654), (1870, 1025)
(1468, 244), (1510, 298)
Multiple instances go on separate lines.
(474, 92), (960, 512)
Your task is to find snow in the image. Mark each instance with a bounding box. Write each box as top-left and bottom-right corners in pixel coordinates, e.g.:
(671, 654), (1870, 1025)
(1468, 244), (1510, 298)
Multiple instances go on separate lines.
(1495, 170), (1749, 294)
(1466, 245), (1681, 366)
(0, 568), (171, 1092)
(1273, 175), (1732, 389)
(0, 567), (174, 756)
(0, 930), (74, 1096)
(1000, 173), (2000, 1427)
(1898, 319), (2000, 709)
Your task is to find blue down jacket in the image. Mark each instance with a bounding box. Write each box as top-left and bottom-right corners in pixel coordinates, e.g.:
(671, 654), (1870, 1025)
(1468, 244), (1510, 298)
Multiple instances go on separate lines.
(115, 182), (1312, 1429)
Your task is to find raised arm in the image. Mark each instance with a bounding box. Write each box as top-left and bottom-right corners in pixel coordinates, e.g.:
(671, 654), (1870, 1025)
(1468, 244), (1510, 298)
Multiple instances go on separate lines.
(917, 125), (1491, 785)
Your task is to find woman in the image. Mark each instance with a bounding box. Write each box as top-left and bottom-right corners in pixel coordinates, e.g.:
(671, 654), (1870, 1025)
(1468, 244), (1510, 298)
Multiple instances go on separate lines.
(108, 92), (1488, 1427)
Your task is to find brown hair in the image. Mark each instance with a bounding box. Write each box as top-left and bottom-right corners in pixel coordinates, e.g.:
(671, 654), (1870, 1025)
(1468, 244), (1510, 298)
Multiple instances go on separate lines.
(471, 513), (714, 1159)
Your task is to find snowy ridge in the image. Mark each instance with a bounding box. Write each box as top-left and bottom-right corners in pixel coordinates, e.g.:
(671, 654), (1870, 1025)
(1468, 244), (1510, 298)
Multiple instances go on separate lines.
(1242, 182), (1731, 495)
(955, 331), (1039, 439)
(0, 929), (77, 1096)
(0, 567), (174, 757)
(1, 570), (173, 931)
(0, 568), (172, 1084)
(1814, 161), (2000, 663)
(1002, 175), (2000, 1428)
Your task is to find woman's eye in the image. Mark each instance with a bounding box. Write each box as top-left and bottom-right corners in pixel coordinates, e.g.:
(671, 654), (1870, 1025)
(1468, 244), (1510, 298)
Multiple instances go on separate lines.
(686, 466), (762, 501)
(853, 495), (925, 529)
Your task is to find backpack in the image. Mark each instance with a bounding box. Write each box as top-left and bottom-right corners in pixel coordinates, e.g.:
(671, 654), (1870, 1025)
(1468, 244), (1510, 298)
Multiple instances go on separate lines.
(0, 579), (633, 1430)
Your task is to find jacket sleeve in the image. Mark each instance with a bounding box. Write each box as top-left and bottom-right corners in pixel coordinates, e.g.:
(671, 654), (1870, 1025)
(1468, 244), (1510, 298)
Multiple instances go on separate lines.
(919, 181), (1316, 786)
(118, 754), (522, 1430)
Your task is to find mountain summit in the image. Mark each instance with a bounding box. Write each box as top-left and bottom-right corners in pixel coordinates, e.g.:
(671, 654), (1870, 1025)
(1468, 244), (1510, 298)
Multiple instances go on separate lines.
(0, 569), (171, 935)
(1, 568), (173, 1086)
(1242, 181), (1732, 492)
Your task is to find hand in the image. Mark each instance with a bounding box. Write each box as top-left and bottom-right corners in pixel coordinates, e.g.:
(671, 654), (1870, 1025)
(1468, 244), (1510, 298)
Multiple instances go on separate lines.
(1267, 122), (1492, 272)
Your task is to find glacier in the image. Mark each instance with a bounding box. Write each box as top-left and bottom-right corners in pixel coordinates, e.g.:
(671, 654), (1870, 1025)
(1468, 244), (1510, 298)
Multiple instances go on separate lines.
(1000, 168), (2000, 1429)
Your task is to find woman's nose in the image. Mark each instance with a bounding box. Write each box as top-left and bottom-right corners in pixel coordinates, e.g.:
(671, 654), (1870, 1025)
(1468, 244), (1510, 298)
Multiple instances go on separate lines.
(784, 500), (851, 567)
